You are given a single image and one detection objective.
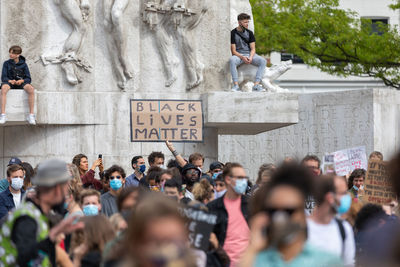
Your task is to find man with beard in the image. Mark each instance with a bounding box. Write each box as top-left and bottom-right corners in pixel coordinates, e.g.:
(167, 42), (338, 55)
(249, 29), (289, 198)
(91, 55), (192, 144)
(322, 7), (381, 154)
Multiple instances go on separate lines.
(181, 164), (201, 201)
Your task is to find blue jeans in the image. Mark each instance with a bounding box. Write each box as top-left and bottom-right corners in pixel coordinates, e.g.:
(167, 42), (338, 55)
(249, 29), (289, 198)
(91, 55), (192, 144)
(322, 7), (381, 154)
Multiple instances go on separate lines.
(229, 54), (266, 83)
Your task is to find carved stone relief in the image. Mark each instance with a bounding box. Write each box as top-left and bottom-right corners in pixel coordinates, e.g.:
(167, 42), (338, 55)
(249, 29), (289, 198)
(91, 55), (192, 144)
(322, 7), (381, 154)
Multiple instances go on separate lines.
(103, 0), (135, 90)
(41, 0), (92, 85)
(143, 0), (208, 90)
(238, 60), (293, 92)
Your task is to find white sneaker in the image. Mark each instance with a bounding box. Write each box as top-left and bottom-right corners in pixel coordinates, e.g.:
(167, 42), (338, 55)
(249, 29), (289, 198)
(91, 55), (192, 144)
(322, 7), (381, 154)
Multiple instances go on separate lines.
(0, 114), (6, 124)
(27, 114), (36, 125)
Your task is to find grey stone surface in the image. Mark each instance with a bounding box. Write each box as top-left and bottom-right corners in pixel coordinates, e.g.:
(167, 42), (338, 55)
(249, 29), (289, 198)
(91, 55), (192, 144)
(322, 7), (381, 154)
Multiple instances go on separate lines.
(219, 89), (400, 180)
(203, 92), (298, 134)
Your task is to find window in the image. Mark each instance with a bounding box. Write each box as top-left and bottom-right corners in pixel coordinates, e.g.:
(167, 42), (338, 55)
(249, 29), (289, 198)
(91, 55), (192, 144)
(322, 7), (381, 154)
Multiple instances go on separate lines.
(362, 17), (389, 35)
(281, 53), (304, 64)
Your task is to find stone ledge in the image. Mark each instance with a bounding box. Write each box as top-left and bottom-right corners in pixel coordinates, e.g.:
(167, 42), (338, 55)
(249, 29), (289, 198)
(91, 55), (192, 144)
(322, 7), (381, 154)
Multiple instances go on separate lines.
(202, 92), (299, 135)
(0, 90), (32, 126)
(1, 91), (299, 133)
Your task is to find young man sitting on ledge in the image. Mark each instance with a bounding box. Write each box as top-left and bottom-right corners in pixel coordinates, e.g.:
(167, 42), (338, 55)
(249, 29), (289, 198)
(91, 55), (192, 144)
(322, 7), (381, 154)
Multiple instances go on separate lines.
(1, 45), (36, 125)
(230, 13), (267, 92)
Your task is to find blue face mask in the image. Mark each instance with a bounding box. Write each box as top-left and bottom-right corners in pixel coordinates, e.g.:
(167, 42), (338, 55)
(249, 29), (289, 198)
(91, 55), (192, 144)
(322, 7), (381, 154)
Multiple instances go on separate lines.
(110, 179), (122, 191)
(212, 172), (222, 180)
(139, 164), (146, 173)
(353, 185), (359, 191)
(215, 189), (227, 198)
(83, 204), (99, 216)
(233, 179), (248, 195)
(337, 194), (352, 214)
(63, 202), (69, 210)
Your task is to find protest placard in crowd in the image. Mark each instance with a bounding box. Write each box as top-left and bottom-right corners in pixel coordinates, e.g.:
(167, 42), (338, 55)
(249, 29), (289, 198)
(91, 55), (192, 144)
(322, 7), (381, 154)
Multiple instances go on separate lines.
(130, 99), (203, 142)
(322, 154), (335, 174)
(179, 206), (217, 251)
(332, 146), (368, 176)
(364, 160), (396, 204)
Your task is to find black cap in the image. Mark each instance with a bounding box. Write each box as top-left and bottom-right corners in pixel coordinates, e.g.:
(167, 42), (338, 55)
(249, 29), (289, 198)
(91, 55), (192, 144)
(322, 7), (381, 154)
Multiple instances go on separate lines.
(8, 157), (22, 166)
(181, 163), (200, 176)
(210, 161), (223, 171)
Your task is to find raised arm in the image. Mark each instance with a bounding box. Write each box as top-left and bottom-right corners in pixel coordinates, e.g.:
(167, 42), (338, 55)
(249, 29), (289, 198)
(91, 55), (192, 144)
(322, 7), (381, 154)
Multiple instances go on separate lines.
(165, 140), (186, 168)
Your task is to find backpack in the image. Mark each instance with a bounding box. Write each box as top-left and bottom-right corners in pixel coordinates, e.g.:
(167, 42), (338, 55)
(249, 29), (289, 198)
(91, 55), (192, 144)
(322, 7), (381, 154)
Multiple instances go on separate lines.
(335, 218), (346, 259)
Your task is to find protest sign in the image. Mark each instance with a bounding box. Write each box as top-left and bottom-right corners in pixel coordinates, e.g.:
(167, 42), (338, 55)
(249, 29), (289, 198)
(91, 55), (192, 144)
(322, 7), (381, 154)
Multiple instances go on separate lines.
(364, 160), (396, 205)
(322, 154), (335, 174)
(333, 146), (368, 176)
(130, 100), (203, 142)
(179, 206), (217, 251)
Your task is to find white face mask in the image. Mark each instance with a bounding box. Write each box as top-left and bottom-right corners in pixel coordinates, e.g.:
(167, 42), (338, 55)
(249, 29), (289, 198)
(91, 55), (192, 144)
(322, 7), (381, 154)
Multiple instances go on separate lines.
(11, 178), (24, 191)
(158, 165), (167, 170)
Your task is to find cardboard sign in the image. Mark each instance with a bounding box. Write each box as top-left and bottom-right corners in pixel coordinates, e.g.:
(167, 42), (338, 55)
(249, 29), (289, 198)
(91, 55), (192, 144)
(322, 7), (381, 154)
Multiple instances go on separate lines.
(322, 154), (335, 174)
(130, 100), (203, 142)
(333, 146), (368, 176)
(179, 206), (217, 251)
(364, 160), (396, 204)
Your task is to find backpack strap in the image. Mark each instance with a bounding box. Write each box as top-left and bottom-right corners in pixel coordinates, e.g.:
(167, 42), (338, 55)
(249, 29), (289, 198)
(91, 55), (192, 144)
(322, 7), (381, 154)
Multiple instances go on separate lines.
(335, 218), (346, 259)
(234, 29), (251, 49)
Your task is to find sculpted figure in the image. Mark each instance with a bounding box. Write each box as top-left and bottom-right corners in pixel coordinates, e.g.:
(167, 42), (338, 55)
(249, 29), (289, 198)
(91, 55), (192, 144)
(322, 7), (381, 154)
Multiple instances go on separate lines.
(172, 0), (208, 90)
(143, 1), (180, 87)
(143, 0), (208, 90)
(103, 0), (135, 90)
(237, 60), (293, 92)
(41, 0), (92, 85)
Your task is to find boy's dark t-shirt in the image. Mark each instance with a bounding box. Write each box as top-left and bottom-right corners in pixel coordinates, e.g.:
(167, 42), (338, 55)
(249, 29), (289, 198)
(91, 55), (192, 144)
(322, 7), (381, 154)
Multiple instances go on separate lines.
(230, 28), (256, 55)
(1, 56), (32, 88)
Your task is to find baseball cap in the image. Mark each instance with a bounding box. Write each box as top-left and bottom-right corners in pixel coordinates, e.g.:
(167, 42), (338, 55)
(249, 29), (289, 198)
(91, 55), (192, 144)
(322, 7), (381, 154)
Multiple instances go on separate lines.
(8, 157), (22, 166)
(210, 161), (223, 171)
(32, 159), (72, 187)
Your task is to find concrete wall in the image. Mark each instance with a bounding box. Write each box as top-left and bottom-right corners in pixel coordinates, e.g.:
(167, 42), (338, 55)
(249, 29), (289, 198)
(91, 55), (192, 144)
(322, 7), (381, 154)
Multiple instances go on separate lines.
(219, 89), (400, 180)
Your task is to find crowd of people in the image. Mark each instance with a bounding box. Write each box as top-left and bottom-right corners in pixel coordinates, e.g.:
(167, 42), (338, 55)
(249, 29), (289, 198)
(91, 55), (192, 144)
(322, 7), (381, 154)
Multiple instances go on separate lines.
(0, 142), (400, 267)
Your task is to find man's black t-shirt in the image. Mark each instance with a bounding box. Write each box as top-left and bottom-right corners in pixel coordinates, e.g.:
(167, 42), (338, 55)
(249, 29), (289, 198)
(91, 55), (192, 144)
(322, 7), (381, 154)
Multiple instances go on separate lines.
(230, 28), (256, 55)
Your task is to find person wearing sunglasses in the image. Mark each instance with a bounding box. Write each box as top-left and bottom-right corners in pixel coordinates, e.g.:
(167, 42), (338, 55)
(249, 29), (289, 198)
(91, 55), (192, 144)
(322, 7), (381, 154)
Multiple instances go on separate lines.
(207, 162), (250, 267)
(181, 164), (202, 201)
(240, 164), (342, 267)
(101, 165), (126, 217)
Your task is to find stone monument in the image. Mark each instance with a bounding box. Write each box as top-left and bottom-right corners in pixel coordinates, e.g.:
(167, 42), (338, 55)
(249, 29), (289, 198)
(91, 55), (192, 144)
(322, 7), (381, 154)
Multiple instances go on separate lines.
(1, 0), (398, 180)
(0, 0), (297, 176)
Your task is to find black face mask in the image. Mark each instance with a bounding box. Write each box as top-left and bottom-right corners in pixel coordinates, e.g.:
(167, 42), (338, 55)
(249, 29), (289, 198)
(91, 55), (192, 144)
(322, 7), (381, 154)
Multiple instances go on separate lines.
(266, 211), (305, 248)
(185, 176), (199, 187)
(51, 196), (67, 216)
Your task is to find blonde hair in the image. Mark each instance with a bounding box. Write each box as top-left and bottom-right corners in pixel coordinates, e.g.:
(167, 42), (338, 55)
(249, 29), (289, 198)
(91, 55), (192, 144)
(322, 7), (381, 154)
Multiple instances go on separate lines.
(109, 213), (127, 232)
(192, 179), (213, 203)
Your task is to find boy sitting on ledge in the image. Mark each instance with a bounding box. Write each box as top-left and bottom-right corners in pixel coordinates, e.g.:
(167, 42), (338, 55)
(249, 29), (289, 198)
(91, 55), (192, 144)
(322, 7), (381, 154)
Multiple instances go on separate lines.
(1, 45), (35, 125)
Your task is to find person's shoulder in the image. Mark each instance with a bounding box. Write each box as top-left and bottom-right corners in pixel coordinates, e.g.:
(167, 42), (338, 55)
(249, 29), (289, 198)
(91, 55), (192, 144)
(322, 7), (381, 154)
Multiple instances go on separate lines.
(246, 28), (255, 34)
(207, 196), (223, 210)
(0, 188), (10, 199)
(342, 219), (355, 236)
(231, 28), (237, 33)
(101, 191), (111, 200)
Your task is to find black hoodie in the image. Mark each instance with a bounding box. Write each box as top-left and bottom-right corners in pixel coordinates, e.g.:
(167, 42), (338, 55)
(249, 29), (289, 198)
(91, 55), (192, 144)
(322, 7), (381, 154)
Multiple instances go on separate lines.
(1, 56), (32, 84)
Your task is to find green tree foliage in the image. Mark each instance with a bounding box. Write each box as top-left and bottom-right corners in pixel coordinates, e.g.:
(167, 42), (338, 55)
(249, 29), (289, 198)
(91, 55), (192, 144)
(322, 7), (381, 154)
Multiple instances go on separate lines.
(251, 0), (400, 88)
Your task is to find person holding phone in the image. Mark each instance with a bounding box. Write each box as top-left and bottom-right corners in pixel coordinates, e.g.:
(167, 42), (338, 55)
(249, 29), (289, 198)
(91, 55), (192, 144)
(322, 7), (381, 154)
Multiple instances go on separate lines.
(72, 154), (103, 190)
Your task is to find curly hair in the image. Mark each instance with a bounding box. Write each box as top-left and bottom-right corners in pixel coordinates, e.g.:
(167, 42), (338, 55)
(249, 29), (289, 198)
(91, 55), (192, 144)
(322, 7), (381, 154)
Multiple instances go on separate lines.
(347, 169), (366, 190)
(192, 179), (214, 203)
(105, 165), (126, 180)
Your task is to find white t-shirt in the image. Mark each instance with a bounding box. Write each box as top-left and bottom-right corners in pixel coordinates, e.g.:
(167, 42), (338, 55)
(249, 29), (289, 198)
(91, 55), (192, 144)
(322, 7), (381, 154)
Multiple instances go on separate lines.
(11, 191), (21, 208)
(307, 218), (355, 266)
